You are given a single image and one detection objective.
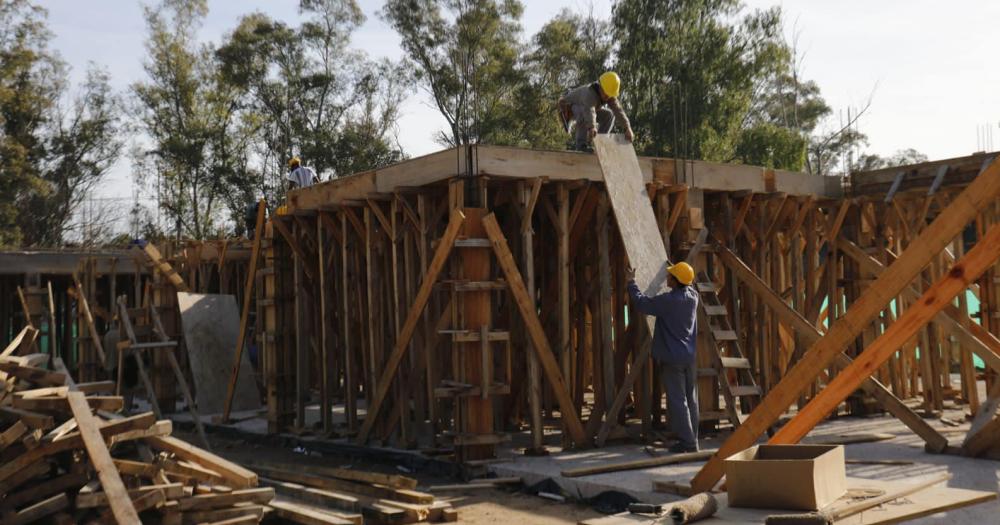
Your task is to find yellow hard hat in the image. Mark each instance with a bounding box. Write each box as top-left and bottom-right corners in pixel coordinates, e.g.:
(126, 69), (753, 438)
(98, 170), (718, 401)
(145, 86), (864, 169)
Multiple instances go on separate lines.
(599, 72), (621, 98)
(288, 156), (300, 168)
(276, 205), (289, 216)
(667, 262), (695, 286)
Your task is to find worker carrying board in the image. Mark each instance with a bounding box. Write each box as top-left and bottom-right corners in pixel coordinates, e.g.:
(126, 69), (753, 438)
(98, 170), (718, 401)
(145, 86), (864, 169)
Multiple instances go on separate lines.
(558, 71), (635, 152)
(625, 261), (701, 453)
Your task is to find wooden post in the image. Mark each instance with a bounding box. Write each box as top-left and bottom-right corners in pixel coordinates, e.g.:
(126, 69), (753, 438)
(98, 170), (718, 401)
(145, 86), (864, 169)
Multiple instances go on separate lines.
(460, 208), (494, 460)
(222, 200), (265, 422)
(520, 181), (546, 454)
(690, 159), (1000, 492)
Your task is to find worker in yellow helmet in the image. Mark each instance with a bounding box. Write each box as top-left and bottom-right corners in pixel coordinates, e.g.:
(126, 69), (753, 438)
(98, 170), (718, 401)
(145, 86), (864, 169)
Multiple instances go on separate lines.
(625, 261), (700, 453)
(287, 156), (318, 189)
(558, 72), (634, 152)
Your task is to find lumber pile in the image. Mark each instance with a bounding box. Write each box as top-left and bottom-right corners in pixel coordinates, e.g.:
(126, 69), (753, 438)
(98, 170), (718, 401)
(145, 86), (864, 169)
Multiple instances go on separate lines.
(0, 353), (272, 524)
(248, 460), (459, 524)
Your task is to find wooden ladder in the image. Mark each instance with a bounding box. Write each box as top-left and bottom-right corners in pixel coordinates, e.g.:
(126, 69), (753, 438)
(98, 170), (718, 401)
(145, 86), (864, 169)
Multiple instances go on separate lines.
(694, 271), (760, 429)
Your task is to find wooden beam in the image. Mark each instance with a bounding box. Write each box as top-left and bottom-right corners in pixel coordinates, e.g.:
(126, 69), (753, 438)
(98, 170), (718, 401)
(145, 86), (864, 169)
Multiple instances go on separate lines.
(142, 243), (190, 292)
(355, 209), (466, 444)
(689, 156), (1000, 492)
(67, 391), (141, 524)
(770, 220), (1000, 445)
(481, 212), (588, 446)
(837, 237), (1000, 374)
(72, 276), (107, 364)
(222, 199), (266, 423)
(145, 436), (258, 488)
(271, 217), (316, 281)
(715, 244), (947, 451)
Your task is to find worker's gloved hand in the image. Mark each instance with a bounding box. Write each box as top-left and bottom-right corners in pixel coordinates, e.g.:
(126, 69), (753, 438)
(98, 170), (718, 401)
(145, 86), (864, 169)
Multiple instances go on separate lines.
(625, 128), (634, 142)
(625, 266), (636, 281)
(588, 127), (598, 141)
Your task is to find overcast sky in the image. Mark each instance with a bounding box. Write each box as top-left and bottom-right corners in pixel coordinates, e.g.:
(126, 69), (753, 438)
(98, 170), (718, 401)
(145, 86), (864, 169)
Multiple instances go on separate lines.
(41, 0), (1000, 203)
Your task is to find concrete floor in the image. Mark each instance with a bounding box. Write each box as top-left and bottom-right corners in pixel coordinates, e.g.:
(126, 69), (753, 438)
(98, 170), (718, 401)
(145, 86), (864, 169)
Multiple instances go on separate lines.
(171, 401), (999, 523)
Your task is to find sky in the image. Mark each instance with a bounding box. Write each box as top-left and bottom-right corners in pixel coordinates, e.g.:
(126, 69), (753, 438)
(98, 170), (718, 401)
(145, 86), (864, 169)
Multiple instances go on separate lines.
(40, 0), (1000, 204)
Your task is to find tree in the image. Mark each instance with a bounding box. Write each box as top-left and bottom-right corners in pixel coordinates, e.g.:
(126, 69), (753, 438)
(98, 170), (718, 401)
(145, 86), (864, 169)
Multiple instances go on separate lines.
(132, 0), (242, 239)
(216, 0), (408, 205)
(613, 0), (789, 162)
(382, 0), (526, 147)
(0, 0), (123, 246)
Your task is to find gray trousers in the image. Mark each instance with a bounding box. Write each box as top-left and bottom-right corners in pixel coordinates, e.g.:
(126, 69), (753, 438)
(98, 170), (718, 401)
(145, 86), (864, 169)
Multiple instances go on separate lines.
(659, 361), (699, 448)
(573, 105), (615, 148)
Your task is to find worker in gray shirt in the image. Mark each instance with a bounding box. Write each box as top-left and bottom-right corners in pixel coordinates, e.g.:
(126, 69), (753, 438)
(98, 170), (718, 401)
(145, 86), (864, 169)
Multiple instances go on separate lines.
(626, 261), (700, 453)
(558, 72), (635, 151)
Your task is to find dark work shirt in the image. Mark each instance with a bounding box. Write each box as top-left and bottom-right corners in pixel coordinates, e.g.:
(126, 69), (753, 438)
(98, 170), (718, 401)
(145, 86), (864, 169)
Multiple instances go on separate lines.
(627, 280), (699, 365)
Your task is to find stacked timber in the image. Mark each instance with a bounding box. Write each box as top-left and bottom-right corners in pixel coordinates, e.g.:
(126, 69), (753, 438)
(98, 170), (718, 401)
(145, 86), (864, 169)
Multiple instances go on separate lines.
(0, 353), (275, 524)
(249, 460), (459, 524)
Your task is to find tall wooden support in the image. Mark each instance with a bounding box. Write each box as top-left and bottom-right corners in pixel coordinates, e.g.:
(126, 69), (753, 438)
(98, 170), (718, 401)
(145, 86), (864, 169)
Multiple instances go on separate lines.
(293, 228), (308, 429)
(222, 199), (265, 422)
(458, 208), (494, 460)
(691, 158), (1000, 492)
(521, 181), (546, 454)
(341, 210), (357, 431)
(557, 184), (571, 403)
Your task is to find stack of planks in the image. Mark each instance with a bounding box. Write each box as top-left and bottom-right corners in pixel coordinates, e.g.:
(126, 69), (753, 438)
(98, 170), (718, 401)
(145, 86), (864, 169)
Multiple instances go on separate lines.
(0, 352), (273, 524)
(250, 459), (459, 524)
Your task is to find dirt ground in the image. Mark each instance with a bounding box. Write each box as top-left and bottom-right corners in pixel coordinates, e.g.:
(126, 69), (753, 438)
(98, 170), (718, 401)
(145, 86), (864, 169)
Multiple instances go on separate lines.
(173, 429), (603, 524)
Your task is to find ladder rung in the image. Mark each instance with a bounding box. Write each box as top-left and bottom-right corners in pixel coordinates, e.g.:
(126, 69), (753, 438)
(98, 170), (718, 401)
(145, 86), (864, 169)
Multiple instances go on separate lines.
(730, 385), (762, 397)
(703, 304), (728, 316)
(719, 357), (751, 369)
(454, 238), (491, 248)
(713, 329), (738, 341)
(696, 282), (717, 293)
(442, 330), (510, 343)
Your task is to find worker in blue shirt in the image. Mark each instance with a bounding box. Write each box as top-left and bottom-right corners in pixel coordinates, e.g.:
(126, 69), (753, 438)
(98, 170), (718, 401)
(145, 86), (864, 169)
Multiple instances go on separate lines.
(626, 261), (700, 453)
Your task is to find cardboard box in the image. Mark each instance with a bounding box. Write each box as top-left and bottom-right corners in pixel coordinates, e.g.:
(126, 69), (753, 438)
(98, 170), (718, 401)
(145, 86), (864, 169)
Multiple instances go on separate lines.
(724, 444), (846, 510)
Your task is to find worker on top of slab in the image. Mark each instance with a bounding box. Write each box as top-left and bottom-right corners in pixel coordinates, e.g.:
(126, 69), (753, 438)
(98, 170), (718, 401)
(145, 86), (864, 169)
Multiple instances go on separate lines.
(559, 71), (635, 152)
(625, 261), (700, 453)
(287, 156), (319, 189)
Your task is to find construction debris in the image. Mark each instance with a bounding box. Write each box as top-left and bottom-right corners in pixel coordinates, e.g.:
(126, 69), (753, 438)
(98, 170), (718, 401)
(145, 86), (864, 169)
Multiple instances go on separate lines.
(0, 339), (457, 524)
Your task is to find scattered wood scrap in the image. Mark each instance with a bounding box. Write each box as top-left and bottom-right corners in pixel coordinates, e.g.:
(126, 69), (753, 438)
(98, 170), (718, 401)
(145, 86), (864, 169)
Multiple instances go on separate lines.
(248, 459), (458, 523)
(0, 347), (271, 524)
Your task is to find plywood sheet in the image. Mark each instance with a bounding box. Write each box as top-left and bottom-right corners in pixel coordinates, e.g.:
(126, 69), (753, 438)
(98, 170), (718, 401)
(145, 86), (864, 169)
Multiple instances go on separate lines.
(177, 292), (260, 415)
(593, 134), (671, 328)
(582, 477), (995, 525)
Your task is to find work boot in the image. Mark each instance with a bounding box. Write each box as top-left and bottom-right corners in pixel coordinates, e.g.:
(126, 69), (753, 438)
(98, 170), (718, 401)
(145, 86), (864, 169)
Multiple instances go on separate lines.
(669, 442), (699, 453)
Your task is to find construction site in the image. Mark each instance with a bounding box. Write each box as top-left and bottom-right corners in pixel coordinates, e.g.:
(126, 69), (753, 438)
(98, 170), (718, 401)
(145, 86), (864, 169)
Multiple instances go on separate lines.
(3, 132), (1000, 524)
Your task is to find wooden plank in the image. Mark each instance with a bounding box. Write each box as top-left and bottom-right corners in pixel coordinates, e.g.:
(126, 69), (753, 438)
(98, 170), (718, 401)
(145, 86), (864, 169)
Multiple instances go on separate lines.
(253, 466), (430, 504)
(76, 483), (184, 508)
(0, 406), (53, 430)
(142, 243), (190, 292)
(482, 212), (588, 445)
(7, 493), (68, 525)
(0, 362), (66, 386)
(176, 487), (274, 510)
(181, 506), (265, 525)
(715, 244), (948, 451)
(223, 199), (266, 422)
(0, 326), (32, 359)
(268, 499), (356, 525)
(591, 134), (670, 444)
(838, 237), (1000, 374)
(355, 209), (465, 444)
(261, 477), (361, 514)
(13, 395), (122, 412)
(0, 420), (28, 451)
(146, 435), (258, 488)
(0, 471), (87, 512)
(66, 390), (141, 524)
(690, 156), (1000, 492)
(72, 276), (107, 364)
(561, 450), (713, 478)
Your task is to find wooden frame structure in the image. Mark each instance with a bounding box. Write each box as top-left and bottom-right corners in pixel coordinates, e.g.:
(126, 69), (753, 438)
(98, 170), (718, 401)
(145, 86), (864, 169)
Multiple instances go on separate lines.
(4, 144), (1000, 471)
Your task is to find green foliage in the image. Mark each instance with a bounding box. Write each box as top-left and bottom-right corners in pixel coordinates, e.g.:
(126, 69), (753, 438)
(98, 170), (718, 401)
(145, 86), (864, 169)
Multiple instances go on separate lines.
(381, 0), (525, 147)
(0, 0), (123, 247)
(613, 0), (789, 163)
(134, 0), (408, 238)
